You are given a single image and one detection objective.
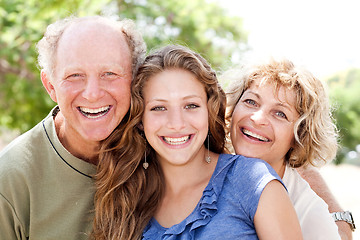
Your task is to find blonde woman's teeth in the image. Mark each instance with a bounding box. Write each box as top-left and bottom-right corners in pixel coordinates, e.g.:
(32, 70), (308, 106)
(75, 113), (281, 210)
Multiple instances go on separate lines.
(242, 129), (269, 142)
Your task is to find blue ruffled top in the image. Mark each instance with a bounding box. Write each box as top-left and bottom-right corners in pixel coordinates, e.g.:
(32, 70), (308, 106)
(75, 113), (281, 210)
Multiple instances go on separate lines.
(142, 154), (284, 240)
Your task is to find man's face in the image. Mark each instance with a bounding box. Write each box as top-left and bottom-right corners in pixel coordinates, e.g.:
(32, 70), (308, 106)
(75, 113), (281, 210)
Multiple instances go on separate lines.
(46, 20), (132, 147)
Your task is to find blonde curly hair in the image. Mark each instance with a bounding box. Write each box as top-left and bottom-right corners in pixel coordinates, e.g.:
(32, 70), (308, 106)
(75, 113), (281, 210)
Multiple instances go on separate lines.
(223, 58), (338, 168)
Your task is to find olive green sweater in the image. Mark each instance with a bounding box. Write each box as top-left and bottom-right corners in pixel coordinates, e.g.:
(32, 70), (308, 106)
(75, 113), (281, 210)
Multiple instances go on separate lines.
(0, 108), (96, 240)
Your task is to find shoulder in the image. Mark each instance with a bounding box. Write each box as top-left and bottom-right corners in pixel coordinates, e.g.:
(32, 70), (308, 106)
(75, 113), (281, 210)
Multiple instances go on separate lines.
(222, 154), (281, 184)
(217, 154), (283, 198)
(283, 166), (340, 238)
(0, 113), (53, 178)
(283, 166), (324, 204)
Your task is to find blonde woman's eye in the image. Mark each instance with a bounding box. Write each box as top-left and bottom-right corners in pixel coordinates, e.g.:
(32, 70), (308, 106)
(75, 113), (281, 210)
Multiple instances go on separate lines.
(244, 99), (257, 106)
(276, 111), (288, 119)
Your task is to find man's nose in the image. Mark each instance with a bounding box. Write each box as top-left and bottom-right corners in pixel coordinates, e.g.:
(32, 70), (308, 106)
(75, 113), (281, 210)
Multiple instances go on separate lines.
(82, 76), (104, 102)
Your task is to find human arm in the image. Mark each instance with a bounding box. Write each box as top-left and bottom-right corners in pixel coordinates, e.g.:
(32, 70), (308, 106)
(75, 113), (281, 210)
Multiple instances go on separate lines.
(254, 180), (303, 240)
(297, 166), (353, 240)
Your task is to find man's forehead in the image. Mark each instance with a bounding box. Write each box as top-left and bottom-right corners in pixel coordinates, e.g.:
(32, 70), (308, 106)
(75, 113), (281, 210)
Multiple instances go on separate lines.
(61, 19), (123, 42)
(56, 20), (131, 61)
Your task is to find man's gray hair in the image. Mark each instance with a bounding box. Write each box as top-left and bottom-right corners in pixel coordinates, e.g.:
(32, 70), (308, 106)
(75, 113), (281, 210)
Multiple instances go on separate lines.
(36, 15), (146, 80)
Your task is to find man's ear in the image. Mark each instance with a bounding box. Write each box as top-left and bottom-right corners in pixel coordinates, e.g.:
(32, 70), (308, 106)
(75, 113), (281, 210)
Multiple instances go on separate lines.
(41, 71), (57, 103)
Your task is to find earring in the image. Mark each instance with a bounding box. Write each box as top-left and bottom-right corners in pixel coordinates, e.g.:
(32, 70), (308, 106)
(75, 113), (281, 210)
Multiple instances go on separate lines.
(205, 134), (211, 164)
(143, 152), (149, 169)
(141, 132), (149, 169)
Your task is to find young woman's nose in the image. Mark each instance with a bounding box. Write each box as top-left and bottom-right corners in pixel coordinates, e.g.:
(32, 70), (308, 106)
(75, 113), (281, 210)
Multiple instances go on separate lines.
(166, 108), (186, 131)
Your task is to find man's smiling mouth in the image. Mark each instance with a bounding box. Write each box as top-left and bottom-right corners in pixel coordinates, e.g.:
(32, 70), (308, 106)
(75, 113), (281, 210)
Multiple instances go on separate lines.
(78, 106), (110, 119)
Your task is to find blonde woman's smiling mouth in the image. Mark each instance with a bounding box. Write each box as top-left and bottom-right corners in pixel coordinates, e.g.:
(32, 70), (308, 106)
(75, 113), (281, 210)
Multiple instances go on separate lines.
(242, 128), (270, 142)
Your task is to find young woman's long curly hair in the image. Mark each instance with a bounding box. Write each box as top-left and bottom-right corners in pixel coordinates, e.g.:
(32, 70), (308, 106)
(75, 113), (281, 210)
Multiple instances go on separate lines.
(223, 58), (338, 168)
(92, 45), (227, 240)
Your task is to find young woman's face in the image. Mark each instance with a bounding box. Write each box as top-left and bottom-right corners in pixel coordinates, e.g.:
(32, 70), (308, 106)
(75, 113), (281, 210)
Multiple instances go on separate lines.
(142, 69), (209, 167)
(230, 78), (299, 173)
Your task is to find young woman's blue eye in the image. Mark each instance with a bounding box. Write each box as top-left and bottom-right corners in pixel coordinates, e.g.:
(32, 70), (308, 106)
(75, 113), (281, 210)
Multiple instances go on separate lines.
(150, 106), (166, 111)
(185, 104), (200, 109)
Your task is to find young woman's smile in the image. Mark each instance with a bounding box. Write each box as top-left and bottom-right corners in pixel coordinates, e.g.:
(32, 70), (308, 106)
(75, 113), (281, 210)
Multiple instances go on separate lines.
(142, 69), (209, 167)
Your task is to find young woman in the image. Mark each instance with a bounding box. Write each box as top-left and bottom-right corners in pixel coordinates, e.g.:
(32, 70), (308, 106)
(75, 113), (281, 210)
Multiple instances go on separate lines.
(92, 45), (302, 240)
(224, 58), (341, 239)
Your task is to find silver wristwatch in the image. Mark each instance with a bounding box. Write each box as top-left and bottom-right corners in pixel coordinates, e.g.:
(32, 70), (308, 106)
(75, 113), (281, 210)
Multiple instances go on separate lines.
(332, 211), (356, 231)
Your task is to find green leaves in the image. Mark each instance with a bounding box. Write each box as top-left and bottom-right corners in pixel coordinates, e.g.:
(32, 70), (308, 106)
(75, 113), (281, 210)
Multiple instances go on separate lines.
(0, 0), (247, 133)
(328, 68), (360, 164)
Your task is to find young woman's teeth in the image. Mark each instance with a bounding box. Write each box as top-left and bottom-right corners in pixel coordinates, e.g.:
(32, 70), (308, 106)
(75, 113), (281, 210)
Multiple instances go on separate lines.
(242, 129), (269, 142)
(78, 106), (110, 119)
(163, 136), (190, 145)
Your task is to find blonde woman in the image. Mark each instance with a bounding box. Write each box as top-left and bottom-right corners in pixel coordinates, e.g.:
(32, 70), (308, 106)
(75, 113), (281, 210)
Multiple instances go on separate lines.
(224, 58), (342, 239)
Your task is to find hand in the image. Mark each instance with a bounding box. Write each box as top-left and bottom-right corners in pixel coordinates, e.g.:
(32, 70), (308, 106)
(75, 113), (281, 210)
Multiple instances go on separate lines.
(336, 221), (353, 240)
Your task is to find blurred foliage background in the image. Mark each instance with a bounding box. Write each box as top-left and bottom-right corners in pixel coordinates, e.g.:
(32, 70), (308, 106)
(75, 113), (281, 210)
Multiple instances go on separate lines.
(0, 0), (359, 165)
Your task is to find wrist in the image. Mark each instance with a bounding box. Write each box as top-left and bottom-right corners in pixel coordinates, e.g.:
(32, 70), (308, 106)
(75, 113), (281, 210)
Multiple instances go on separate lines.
(332, 211), (356, 232)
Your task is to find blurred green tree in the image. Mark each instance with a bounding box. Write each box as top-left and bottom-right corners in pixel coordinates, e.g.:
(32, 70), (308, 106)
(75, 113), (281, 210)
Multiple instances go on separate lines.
(0, 0), (247, 132)
(327, 68), (360, 164)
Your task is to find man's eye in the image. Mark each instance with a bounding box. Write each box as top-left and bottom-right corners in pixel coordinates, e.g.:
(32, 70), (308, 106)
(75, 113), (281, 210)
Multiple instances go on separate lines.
(68, 73), (82, 78)
(102, 72), (118, 79)
(150, 106), (166, 111)
(104, 72), (116, 76)
(185, 104), (199, 109)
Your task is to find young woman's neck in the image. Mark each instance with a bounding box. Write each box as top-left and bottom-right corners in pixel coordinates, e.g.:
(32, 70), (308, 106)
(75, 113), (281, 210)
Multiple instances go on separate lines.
(160, 150), (218, 195)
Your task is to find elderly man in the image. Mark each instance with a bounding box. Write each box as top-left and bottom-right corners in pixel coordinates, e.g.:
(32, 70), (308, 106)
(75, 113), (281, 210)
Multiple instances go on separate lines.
(0, 16), (145, 239)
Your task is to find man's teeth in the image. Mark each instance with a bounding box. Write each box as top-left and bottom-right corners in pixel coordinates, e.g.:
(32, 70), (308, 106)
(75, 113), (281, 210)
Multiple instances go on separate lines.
(163, 136), (190, 145)
(79, 106), (110, 119)
(242, 129), (269, 142)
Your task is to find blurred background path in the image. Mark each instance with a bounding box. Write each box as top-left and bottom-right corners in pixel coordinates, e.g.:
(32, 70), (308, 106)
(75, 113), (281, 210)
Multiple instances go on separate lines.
(320, 164), (360, 239)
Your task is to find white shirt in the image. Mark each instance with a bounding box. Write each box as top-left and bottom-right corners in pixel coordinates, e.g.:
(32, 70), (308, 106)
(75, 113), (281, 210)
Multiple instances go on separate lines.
(282, 165), (340, 240)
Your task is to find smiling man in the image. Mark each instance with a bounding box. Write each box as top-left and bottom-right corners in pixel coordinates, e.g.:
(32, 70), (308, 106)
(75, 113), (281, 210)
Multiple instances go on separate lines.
(0, 16), (146, 240)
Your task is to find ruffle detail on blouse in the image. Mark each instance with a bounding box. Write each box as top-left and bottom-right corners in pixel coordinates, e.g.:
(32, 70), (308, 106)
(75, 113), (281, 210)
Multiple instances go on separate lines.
(142, 154), (237, 240)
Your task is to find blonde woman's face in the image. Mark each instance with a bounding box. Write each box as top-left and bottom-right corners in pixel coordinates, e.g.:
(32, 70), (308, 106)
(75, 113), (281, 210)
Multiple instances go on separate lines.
(230, 79), (299, 175)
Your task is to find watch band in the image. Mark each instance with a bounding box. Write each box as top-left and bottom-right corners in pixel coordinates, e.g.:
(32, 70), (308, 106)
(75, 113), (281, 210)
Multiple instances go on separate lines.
(332, 211), (356, 231)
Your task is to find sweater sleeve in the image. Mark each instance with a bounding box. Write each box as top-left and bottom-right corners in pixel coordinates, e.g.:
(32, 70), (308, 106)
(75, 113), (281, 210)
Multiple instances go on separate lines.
(0, 193), (27, 240)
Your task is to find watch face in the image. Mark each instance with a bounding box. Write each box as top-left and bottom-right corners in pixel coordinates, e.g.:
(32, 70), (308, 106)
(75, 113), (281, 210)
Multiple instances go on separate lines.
(332, 211), (356, 231)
